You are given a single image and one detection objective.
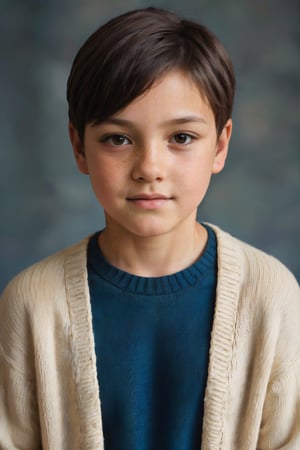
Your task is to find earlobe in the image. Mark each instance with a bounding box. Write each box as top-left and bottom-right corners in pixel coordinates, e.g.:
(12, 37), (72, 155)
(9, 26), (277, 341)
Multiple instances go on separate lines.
(212, 119), (232, 174)
(68, 122), (89, 175)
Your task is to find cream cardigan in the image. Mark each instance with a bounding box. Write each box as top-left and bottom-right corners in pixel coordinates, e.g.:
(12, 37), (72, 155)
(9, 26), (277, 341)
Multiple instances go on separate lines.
(0, 226), (299, 450)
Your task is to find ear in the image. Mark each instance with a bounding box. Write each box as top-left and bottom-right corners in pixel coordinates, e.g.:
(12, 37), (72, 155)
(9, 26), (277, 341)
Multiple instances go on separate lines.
(212, 119), (232, 174)
(68, 122), (89, 175)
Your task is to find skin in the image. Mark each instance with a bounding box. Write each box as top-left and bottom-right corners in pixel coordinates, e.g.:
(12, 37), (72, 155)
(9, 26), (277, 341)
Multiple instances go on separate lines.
(69, 70), (232, 276)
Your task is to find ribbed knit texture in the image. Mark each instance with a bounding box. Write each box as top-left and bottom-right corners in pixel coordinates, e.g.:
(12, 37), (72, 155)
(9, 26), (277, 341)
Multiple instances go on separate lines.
(88, 225), (217, 450)
(0, 225), (299, 450)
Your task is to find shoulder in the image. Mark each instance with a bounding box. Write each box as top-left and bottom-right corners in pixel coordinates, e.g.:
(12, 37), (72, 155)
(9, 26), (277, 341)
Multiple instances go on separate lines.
(0, 237), (90, 376)
(210, 224), (300, 357)
(210, 224), (300, 371)
(0, 236), (90, 311)
(210, 223), (299, 328)
(210, 223), (299, 294)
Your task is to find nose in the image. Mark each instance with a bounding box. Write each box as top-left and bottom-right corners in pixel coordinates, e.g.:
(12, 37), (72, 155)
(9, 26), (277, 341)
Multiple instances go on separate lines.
(131, 142), (166, 182)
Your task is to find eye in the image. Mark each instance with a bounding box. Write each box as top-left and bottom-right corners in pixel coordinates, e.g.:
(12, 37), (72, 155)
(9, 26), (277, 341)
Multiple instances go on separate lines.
(171, 133), (194, 145)
(102, 134), (131, 146)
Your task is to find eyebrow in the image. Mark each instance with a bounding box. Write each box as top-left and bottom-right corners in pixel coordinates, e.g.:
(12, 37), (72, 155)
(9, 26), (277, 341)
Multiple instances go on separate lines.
(99, 115), (208, 128)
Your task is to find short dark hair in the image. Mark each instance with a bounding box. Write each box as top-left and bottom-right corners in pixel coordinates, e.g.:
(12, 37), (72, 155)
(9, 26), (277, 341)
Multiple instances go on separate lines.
(67, 7), (235, 141)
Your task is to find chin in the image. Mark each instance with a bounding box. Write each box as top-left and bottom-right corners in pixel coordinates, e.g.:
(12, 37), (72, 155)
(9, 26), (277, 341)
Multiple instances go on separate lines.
(126, 221), (173, 239)
(130, 227), (169, 239)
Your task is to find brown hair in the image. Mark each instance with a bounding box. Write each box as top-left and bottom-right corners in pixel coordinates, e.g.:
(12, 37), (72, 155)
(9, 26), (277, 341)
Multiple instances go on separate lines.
(67, 7), (235, 141)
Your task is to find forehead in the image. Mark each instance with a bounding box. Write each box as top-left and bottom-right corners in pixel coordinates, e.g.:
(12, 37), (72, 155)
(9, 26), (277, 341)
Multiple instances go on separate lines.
(110, 70), (214, 123)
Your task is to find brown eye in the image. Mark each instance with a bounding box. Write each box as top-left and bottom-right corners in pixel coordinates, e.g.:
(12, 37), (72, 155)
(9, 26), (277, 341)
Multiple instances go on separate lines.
(111, 135), (129, 145)
(103, 134), (131, 146)
(172, 133), (193, 144)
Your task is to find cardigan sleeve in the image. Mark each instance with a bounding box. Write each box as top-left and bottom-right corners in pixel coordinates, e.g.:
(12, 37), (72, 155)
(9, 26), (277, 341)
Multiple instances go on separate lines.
(0, 275), (42, 449)
(258, 364), (300, 449)
(0, 362), (42, 449)
(257, 271), (300, 449)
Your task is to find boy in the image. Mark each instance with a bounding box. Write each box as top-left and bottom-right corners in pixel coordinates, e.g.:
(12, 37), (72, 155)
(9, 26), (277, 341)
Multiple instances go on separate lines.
(0, 7), (299, 450)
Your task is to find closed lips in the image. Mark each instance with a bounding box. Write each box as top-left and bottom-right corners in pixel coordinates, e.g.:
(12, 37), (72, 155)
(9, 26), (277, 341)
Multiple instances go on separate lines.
(127, 194), (171, 200)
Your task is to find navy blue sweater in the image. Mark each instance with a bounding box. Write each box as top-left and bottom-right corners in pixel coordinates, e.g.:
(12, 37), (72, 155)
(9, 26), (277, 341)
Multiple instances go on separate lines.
(87, 225), (217, 450)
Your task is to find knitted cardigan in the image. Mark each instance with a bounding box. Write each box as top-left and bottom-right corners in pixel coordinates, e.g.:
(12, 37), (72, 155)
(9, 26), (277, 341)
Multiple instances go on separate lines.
(0, 225), (299, 450)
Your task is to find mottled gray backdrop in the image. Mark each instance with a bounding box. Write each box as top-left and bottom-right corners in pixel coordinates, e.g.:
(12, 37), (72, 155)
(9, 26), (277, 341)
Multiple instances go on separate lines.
(1, 0), (299, 290)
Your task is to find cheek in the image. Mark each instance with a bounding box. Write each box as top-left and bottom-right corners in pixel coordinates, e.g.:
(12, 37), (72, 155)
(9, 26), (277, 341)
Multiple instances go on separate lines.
(178, 164), (214, 205)
(88, 157), (119, 184)
(182, 160), (214, 186)
(88, 161), (125, 203)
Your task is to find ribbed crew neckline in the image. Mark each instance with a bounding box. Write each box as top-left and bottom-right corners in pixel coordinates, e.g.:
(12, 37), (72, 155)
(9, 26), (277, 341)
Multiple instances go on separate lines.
(87, 224), (217, 295)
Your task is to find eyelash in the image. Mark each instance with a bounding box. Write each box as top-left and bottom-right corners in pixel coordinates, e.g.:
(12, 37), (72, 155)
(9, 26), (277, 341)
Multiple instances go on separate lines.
(170, 133), (195, 145)
(101, 134), (131, 146)
(100, 132), (197, 147)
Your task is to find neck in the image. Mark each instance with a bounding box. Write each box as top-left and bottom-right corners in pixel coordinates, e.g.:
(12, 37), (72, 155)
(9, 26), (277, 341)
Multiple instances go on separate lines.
(98, 221), (208, 277)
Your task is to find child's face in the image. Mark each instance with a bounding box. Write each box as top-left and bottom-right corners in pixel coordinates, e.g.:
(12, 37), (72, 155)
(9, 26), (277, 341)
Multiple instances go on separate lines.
(70, 70), (232, 239)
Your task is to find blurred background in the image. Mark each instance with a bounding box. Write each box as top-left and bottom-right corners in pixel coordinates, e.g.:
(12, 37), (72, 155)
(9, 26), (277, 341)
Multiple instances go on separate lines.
(1, 0), (299, 291)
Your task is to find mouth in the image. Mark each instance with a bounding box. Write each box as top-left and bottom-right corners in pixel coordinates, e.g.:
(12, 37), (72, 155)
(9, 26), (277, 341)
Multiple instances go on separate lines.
(126, 193), (173, 209)
(127, 193), (171, 201)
